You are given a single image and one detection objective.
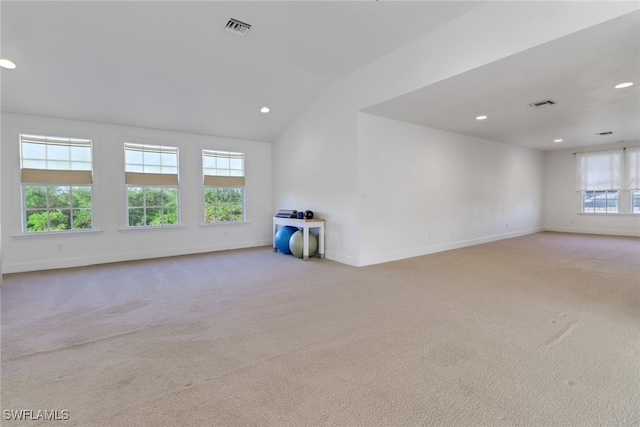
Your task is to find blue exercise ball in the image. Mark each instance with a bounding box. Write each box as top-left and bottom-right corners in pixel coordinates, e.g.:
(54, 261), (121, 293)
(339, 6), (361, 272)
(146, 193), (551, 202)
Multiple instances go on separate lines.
(275, 226), (298, 254)
(289, 230), (318, 258)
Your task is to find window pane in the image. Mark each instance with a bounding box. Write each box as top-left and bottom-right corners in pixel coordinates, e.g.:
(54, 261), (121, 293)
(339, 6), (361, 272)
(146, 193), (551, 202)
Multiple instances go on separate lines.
(161, 153), (177, 167)
(204, 206), (216, 222)
(163, 188), (177, 206)
(163, 207), (178, 224)
(73, 209), (92, 229)
(217, 206), (231, 222)
(26, 210), (48, 232)
(20, 136), (93, 234)
(231, 205), (244, 221)
(128, 208), (145, 227)
(204, 188), (218, 205)
(127, 186), (179, 227)
(48, 160), (70, 170)
(145, 208), (161, 225)
(70, 161), (92, 171)
(216, 157), (230, 169)
(203, 157), (215, 169)
(48, 144), (70, 161)
(230, 188), (243, 202)
(48, 187), (70, 208)
(125, 149), (143, 166)
(144, 151), (161, 166)
(70, 146), (92, 162)
(203, 187), (244, 222)
(230, 158), (243, 170)
(633, 191), (640, 213)
(162, 166), (178, 175)
(72, 186), (92, 208)
(144, 165), (162, 174)
(128, 187), (144, 206)
(22, 142), (46, 159)
(22, 159), (47, 169)
(49, 209), (71, 230)
(145, 188), (162, 207)
(24, 186), (47, 209)
(128, 164), (144, 173)
(583, 190), (620, 213)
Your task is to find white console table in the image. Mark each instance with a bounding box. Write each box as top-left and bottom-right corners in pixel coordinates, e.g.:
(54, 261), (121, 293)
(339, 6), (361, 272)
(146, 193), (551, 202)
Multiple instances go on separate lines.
(273, 217), (325, 260)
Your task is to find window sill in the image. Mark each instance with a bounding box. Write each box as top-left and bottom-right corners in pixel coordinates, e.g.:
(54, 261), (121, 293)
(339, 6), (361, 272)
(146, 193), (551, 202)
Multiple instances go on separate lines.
(14, 229), (103, 238)
(198, 221), (251, 227)
(577, 212), (639, 216)
(118, 225), (186, 232)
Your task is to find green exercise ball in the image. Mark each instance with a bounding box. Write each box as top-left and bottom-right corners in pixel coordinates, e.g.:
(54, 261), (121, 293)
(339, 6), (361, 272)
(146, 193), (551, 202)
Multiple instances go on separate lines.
(289, 230), (318, 258)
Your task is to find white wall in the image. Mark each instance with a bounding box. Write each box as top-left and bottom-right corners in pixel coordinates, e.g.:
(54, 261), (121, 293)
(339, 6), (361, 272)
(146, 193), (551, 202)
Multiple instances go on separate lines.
(0, 111), (3, 285)
(544, 140), (640, 237)
(273, 1), (636, 266)
(1, 113), (273, 273)
(358, 114), (543, 266)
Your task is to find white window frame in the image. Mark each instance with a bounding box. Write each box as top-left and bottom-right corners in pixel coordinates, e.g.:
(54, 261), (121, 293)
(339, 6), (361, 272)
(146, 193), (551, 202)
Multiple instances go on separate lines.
(581, 190), (619, 214)
(576, 149), (623, 215)
(626, 146), (640, 214)
(19, 134), (94, 234)
(124, 143), (180, 228)
(202, 150), (246, 223)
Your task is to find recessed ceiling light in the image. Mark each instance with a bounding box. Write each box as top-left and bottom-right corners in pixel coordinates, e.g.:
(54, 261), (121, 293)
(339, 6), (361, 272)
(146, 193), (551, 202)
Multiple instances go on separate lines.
(0, 59), (16, 69)
(554, 139), (563, 143)
(615, 82), (633, 89)
(476, 115), (487, 120)
(260, 106), (270, 114)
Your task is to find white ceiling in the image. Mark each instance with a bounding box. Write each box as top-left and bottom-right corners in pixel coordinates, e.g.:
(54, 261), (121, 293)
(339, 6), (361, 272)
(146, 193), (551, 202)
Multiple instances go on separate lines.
(0, 1), (481, 142)
(363, 9), (640, 151)
(1, 2), (638, 151)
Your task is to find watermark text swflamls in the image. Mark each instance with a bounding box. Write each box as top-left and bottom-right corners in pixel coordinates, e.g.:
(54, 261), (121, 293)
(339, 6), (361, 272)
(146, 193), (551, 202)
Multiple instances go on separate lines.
(3, 409), (70, 421)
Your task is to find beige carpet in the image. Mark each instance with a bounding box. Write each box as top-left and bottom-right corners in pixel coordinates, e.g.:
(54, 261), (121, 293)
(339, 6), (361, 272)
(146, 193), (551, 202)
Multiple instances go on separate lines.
(1, 232), (639, 426)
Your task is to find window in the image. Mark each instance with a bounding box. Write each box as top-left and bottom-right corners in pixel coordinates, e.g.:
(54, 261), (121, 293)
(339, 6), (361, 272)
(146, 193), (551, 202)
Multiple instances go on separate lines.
(20, 134), (93, 233)
(203, 150), (245, 223)
(626, 146), (640, 213)
(124, 143), (179, 227)
(582, 190), (618, 213)
(576, 149), (623, 214)
(632, 190), (640, 214)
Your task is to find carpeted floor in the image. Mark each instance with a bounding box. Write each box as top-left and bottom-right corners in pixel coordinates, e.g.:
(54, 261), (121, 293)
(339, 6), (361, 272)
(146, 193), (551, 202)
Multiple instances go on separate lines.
(1, 232), (639, 426)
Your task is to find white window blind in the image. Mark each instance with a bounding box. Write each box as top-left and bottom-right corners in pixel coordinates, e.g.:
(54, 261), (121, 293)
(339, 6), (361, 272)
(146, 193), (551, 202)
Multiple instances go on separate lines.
(124, 143), (179, 185)
(20, 134), (93, 184)
(625, 146), (640, 190)
(575, 149), (623, 191)
(202, 150), (245, 187)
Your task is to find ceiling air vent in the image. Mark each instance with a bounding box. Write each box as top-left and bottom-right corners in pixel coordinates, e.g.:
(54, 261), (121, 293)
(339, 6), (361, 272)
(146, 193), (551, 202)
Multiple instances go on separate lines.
(596, 131), (613, 135)
(225, 18), (252, 37)
(528, 99), (557, 108)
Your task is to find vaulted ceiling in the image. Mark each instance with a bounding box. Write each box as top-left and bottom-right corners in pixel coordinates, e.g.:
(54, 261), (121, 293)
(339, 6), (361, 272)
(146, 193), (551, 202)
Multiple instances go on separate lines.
(1, 2), (638, 150)
(0, 1), (481, 141)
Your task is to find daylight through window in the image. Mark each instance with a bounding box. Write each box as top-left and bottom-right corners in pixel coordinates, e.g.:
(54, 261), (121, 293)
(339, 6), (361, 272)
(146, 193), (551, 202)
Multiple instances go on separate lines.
(20, 134), (94, 233)
(203, 150), (245, 223)
(124, 143), (180, 227)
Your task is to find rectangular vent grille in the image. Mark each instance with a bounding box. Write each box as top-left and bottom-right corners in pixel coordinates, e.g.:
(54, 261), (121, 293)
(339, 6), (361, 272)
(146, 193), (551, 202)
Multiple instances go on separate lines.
(528, 99), (557, 108)
(596, 131), (613, 135)
(225, 18), (252, 36)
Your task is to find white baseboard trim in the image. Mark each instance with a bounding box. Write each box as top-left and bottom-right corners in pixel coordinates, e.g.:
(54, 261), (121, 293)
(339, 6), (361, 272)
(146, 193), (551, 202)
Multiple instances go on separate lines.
(356, 227), (544, 267)
(324, 251), (360, 267)
(2, 239), (273, 274)
(544, 227), (640, 237)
